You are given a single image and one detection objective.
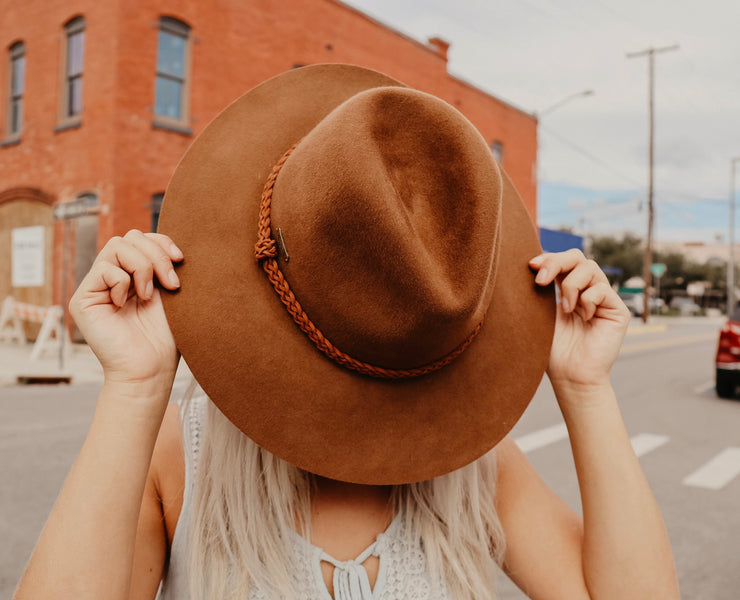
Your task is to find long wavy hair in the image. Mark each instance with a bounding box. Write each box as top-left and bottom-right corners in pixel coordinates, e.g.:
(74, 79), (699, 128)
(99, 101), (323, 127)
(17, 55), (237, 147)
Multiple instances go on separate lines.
(182, 380), (506, 599)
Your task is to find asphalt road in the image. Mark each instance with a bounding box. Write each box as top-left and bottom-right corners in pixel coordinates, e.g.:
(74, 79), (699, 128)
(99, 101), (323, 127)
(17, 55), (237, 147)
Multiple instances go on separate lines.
(1, 317), (737, 599)
(501, 316), (739, 599)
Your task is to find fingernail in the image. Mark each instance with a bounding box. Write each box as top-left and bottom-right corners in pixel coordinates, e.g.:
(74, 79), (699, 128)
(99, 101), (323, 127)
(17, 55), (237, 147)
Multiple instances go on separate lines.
(535, 268), (549, 284)
(561, 296), (570, 312)
(145, 280), (154, 299)
(170, 244), (184, 260)
(168, 269), (180, 287)
(529, 254), (545, 265)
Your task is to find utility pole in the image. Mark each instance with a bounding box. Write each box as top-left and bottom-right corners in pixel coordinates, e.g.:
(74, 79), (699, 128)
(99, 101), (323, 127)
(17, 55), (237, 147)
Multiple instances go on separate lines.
(729, 158), (740, 316)
(627, 44), (679, 323)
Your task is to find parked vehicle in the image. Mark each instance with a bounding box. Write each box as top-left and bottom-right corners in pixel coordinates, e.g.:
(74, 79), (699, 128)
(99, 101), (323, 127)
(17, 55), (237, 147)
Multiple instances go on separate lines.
(618, 292), (644, 316)
(669, 296), (701, 316)
(617, 292), (664, 317)
(715, 307), (740, 398)
(649, 297), (666, 313)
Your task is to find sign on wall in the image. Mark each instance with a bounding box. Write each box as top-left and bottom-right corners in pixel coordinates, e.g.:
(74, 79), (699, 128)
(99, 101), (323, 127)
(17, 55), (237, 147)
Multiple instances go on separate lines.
(11, 226), (45, 288)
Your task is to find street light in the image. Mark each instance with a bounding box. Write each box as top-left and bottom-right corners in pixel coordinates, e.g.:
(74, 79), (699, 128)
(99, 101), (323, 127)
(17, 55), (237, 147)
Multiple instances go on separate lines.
(728, 157), (740, 316)
(535, 89), (595, 212)
(537, 89), (594, 118)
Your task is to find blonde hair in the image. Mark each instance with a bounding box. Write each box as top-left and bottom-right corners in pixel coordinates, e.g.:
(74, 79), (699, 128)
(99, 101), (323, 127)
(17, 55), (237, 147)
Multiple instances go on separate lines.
(183, 382), (505, 599)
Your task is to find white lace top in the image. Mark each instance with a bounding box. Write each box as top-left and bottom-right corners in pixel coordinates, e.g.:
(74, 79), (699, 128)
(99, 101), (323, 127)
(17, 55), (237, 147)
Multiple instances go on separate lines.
(157, 396), (453, 600)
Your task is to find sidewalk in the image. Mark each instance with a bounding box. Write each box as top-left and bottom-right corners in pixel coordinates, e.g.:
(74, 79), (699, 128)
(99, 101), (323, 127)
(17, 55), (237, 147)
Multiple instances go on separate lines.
(1, 314), (724, 386)
(0, 341), (193, 387)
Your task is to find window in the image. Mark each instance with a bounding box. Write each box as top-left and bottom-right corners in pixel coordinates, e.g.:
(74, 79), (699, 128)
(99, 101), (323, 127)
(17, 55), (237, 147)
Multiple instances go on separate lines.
(62, 17), (85, 120)
(150, 193), (164, 232)
(76, 192), (98, 211)
(491, 140), (504, 164)
(7, 41), (25, 138)
(154, 17), (190, 126)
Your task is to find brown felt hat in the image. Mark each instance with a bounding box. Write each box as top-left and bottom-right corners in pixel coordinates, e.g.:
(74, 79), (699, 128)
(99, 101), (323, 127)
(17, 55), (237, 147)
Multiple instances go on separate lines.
(158, 63), (555, 485)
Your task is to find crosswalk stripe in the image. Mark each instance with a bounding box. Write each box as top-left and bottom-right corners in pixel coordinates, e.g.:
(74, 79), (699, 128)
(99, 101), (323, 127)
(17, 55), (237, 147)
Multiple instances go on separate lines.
(630, 433), (669, 457)
(683, 447), (740, 490)
(692, 380), (716, 395)
(514, 423), (569, 453)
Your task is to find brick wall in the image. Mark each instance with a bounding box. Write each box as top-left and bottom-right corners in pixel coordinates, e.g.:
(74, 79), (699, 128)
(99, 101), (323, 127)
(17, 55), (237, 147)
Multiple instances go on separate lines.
(0, 0), (537, 314)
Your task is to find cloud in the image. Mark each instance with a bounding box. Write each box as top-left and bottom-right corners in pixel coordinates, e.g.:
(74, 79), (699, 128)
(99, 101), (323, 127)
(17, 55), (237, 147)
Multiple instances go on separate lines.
(343, 0), (740, 202)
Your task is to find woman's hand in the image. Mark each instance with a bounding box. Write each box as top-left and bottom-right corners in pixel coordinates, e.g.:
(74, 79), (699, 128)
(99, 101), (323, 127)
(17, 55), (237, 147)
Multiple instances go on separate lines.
(69, 230), (183, 391)
(529, 249), (631, 395)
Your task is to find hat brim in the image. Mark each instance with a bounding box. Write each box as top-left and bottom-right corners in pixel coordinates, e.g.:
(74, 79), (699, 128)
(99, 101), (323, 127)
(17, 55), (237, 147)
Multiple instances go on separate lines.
(159, 64), (555, 485)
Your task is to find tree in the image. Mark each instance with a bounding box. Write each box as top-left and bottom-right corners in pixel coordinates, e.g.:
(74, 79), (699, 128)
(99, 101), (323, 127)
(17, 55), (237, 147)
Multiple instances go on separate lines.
(587, 233), (728, 295)
(587, 233), (643, 284)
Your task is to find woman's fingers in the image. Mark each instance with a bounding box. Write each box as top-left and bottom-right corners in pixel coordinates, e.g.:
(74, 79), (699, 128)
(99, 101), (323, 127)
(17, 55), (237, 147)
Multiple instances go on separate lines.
(530, 250), (617, 318)
(100, 262), (133, 307)
(578, 282), (626, 321)
(558, 261), (607, 314)
(95, 231), (183, 301)
(122, 230), (182, 291)
(100, 240), (155, 300)
(530, 250), (607, 286)
(71, 260), (132, 315)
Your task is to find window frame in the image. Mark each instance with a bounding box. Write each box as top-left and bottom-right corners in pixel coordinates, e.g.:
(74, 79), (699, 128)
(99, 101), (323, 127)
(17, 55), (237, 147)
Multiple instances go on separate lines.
(149, 192), (164, 232)
(58, 16), (85, 128)
(5, 41), (25, 141)
(152, 16), (192, 134)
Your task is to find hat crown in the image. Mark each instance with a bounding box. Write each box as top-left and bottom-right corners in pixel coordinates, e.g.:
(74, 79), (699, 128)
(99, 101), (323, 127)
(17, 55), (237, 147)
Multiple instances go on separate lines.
(271, 87), (502, 369)
(160, 64), (555, 484)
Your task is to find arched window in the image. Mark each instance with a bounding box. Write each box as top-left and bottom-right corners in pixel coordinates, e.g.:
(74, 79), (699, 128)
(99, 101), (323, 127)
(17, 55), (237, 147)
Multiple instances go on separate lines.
(491, 140), (504, 165)
(6, 41), (25, 138)
(154, 17), (191, 130)
(62, 16), (85, 121)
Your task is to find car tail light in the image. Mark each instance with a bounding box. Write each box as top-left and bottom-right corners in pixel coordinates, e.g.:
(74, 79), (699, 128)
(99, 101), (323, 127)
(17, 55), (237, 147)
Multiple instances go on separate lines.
(717, 321), (740, 362)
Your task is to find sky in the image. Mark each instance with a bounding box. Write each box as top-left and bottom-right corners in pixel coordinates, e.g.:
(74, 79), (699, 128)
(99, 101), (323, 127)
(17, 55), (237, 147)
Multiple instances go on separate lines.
(341, 0), (740, 243)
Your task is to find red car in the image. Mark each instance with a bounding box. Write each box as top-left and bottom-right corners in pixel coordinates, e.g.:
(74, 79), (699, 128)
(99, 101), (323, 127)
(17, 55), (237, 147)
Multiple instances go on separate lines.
(716, 308), (740, 398)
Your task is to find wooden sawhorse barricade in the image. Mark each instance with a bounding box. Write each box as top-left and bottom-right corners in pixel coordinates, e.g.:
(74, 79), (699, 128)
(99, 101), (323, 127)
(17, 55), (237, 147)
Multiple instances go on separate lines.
(0, 297), (71, 361)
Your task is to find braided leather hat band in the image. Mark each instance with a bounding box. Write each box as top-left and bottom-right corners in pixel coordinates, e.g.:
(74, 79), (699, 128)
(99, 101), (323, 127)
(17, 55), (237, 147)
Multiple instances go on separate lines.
(254, 143), (484, 379)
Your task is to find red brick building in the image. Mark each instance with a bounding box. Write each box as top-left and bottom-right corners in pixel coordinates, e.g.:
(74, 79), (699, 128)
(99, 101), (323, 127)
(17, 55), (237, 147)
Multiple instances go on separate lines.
(0, 0), (537, 329)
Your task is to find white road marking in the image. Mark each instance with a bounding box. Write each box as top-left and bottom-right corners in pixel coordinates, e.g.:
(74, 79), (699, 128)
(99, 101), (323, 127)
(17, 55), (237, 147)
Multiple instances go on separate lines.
(693, 380), (716, 395)
(683, 447), (740, 490)
(630, 433), (669, 457)
(514, 423), (569, 453)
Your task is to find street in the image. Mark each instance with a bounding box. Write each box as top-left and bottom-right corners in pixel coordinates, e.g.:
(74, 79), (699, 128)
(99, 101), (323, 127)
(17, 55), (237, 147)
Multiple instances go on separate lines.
(501, 316), (739, 599)
(1, 317), (738, 599)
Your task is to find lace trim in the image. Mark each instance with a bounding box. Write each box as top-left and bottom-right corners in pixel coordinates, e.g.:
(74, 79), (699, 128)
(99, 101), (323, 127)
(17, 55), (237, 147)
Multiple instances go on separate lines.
(186, 394), (206, 475)
(258, 512), (449, 600)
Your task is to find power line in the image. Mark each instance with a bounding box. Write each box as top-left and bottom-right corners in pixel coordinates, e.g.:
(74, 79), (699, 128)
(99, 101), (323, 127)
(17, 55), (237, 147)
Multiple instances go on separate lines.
(540, 124), (643, 187)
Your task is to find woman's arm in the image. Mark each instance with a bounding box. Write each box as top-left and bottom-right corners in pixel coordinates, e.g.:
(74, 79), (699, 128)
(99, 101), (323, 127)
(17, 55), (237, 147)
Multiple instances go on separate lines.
(13, 230), (183, 600)
(497, 250), (679, 600)
(129, 402), (185, 599)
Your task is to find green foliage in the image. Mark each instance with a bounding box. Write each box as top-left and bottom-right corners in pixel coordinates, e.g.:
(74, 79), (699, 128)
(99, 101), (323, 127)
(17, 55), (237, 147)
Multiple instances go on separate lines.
(587, 233), (643, 282)
(587, 233), (728, 290)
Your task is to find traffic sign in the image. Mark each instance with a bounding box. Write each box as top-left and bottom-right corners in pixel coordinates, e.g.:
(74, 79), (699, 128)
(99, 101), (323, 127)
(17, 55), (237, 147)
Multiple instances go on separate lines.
(651, 263), (667, 278)
(53, 199), (99, 220)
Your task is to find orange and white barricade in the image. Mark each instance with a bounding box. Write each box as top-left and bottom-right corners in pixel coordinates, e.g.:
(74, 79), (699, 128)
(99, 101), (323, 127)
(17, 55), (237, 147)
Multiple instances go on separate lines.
(0, 297), (70, 361)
